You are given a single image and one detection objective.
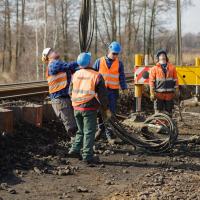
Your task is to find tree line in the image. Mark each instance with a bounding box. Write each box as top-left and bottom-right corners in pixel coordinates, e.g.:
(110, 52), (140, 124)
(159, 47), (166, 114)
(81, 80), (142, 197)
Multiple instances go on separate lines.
(0, 0), (195, 83)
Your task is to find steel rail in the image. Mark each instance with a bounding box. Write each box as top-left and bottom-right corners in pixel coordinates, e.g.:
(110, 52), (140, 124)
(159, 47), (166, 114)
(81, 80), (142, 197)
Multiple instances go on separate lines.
(0, 81), (48, 99)
(0, 73), (134, 99)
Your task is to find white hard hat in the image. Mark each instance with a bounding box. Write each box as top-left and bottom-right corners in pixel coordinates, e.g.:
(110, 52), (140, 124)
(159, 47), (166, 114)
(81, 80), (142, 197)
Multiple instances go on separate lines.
(42, 48), (52, 57)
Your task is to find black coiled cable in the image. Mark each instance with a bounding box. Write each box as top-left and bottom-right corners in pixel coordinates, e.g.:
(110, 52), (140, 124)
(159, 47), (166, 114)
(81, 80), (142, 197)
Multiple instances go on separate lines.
(108, 113), (178, 153)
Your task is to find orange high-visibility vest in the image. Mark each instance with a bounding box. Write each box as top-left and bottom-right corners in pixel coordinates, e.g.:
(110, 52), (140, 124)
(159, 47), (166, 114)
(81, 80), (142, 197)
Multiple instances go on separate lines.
(149, 62), (178, 100)
(71, 69), (99, 107)
(46, 67), (67, 94)
(99, 57), (120, 89)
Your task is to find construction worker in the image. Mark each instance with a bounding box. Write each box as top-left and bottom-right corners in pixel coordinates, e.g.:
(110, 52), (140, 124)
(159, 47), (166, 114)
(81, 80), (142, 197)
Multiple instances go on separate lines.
(42, 48), (78, 138)
(93, 41), (128, 142)
(149, 49), (179, 116)
(69, 52), (111, 165)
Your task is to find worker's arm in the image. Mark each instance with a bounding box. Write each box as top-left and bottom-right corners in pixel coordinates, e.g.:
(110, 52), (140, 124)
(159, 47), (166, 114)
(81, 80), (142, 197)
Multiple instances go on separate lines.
(119, 61), (128, 90)
(149, 67), (156, 89)
(95, 74), (109, 110)
(93, 59), (100, 71)
(63, 61), (79, 74)
(69, 79), (73, 97)
(49, 60), (79, 75)
(149, 67), (156, 101)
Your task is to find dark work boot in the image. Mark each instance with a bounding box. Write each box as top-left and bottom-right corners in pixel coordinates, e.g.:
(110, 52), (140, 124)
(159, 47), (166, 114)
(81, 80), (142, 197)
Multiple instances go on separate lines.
(67, 150), (82, 160)
(82, 156), (100, 167)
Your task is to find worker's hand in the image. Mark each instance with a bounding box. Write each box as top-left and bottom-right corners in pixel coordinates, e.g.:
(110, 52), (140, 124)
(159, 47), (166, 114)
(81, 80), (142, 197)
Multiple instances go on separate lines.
(123, 89), (129, 96)
(150, 87), (156, 101)
(41, 55), (48, 64)
(150, 94), (155, 101)
(175, 87), (180, 99)
(103, 109), (112, 122)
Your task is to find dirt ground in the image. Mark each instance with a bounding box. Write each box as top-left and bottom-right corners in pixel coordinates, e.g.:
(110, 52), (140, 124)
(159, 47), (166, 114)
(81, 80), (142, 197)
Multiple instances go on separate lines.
(1, 104), (200, 200)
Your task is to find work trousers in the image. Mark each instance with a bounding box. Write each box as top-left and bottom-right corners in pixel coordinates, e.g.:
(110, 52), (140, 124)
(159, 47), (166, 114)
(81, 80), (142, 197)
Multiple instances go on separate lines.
(98, 89), (119, 139)
(51, 97), (77, 136)
(154, 99), (174, 116)
(70, 110), (97, 161)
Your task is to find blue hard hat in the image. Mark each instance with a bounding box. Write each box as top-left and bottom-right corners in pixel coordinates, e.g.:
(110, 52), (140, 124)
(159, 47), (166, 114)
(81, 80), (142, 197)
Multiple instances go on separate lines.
(108, 41), (121, 53)
(156, 49), (167, 58)
(77, 52), (91, 67)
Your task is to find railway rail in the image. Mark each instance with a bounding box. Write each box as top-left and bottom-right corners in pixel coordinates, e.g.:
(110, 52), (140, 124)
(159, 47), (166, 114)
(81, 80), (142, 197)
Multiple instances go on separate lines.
(0, 73), (134, 99)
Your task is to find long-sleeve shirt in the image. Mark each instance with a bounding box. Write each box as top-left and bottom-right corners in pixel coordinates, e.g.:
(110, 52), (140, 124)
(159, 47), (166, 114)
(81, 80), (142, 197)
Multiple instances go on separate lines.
(47, 60), (79, 99)
(69, 68), (109, 111)
(93, 56), (128, 90)
(149, 62), (178, 100)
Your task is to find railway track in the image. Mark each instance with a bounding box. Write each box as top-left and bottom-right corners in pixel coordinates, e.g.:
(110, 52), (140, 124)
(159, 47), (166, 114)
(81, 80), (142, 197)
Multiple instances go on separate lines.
(0, 81), (48, 99)
(0, 73), (134, 99)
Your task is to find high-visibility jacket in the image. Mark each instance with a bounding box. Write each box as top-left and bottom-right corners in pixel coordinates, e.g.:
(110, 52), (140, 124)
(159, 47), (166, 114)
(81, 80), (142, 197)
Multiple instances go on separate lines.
(46, 67), (67, 94)
(99, 57), (120, 89)
(149, 62), (178, 100)
(71, 69), (99, 107)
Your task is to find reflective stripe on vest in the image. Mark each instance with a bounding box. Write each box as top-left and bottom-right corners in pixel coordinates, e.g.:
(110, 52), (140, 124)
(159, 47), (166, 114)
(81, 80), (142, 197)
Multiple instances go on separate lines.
(153, 63), (177, 93)
(71, 69), (99, 107)
(105, 81), (119, 85)
(46, 67), (67, 94)
(99, 57), (120, 89)
(72, 89), (96, 95)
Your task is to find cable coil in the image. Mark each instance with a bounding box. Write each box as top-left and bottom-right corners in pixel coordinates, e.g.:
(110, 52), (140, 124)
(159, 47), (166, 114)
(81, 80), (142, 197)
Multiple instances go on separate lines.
(108, 113), (178, 153)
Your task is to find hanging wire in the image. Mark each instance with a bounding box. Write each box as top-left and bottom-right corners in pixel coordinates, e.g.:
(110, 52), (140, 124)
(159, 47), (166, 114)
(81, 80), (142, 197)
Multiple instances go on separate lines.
(79, 0), (96, 52)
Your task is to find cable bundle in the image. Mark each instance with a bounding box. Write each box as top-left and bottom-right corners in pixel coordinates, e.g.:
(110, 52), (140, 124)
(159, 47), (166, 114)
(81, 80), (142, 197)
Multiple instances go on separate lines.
(108, 113), (178, 153)
(79, 0), (96, 52)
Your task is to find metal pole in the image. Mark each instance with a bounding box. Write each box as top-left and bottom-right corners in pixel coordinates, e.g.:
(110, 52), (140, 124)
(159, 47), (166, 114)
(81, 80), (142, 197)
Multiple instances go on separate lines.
(176, 0), (182, 65)
(143, 0), (146, 55)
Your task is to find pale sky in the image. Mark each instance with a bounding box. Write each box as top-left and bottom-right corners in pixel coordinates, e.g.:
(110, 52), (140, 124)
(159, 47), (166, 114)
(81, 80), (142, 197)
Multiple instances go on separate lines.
(150, 1), (199, 35)
(182, 0), (200, 34)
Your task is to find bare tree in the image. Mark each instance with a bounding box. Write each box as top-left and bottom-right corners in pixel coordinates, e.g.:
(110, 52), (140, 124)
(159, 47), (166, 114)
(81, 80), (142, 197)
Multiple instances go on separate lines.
(19, 0), (25, 57)
(35, 1), (39, 80)
(118, 0), (121, 43)
(43, 0), (47, 48)
(14, 0), (19, 73)
(52, 0), (58, 49)
(61, 0), (69, 60)
(147, 0), (156, 61)
(2, 0), (12, 72)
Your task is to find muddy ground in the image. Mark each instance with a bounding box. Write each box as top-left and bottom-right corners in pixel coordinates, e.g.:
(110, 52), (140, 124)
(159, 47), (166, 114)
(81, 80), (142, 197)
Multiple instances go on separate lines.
(1, 99), (200, 200)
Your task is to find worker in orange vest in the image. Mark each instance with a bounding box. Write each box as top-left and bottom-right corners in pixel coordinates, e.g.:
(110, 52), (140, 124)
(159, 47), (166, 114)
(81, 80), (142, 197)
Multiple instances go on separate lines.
(69, 52), (111, 165)
(149, 49), (179, 116)
(42, 48), (78, 139)
(93, 41), (128, 143)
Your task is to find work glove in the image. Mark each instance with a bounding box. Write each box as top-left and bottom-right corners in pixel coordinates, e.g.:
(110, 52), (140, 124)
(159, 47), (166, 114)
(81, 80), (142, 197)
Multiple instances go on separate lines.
(122, 89), (129, 96)
(150, 87), (156, 102)
(175, 87), (180, 100)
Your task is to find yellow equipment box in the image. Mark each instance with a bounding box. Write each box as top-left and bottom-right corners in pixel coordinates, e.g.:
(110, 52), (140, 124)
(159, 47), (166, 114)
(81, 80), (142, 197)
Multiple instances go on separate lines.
(176, 66), (200, 85)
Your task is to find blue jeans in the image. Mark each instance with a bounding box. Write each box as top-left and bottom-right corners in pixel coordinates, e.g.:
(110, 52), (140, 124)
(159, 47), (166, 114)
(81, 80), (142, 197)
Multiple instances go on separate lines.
(98, 89), (119, 139)
(107, 89), (119, 113)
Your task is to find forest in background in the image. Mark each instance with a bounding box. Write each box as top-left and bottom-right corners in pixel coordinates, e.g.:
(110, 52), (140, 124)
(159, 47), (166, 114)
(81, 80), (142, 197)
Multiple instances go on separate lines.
(0, 0), (198, 83)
